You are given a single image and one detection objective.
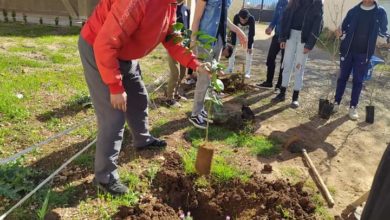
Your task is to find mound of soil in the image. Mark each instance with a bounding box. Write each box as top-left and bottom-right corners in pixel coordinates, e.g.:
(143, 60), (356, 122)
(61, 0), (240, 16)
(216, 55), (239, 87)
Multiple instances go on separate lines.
(113, 201), (179, 220)
(115, 152), (317, 219)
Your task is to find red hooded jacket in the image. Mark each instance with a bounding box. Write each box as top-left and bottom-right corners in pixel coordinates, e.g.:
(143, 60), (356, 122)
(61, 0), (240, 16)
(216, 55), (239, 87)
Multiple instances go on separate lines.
(81, 0), (200, 94)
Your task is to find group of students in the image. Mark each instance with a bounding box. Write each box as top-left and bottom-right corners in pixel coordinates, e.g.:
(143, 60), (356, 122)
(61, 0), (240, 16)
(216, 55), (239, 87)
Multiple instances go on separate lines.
(77, 0), (388, 195)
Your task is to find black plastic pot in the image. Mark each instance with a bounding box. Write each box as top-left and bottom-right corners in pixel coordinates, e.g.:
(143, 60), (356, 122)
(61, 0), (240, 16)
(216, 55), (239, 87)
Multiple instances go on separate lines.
(319, 99), (334, 120)
(366, 105), (375, 124)
(319, 99), (328, 115)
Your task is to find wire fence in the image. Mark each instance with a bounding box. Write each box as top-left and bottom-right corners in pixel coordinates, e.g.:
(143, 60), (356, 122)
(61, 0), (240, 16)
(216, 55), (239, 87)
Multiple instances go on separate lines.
(245, 0), (278, 9)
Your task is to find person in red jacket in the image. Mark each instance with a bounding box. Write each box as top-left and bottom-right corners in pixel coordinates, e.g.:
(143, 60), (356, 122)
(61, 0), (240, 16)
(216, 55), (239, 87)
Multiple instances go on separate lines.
(78, 0), (211, 195)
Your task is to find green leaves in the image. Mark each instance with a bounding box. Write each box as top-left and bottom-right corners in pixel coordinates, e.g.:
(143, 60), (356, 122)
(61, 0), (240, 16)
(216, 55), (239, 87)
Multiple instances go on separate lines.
(172, 22), (184, 33)
(0, 159), (41, 200)
(214, 79), (224, 93)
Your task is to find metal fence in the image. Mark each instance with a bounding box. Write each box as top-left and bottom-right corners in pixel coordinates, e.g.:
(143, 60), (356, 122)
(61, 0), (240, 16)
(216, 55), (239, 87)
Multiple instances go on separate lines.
(245, 0), (278, 9)
(244, 0), (277, 22)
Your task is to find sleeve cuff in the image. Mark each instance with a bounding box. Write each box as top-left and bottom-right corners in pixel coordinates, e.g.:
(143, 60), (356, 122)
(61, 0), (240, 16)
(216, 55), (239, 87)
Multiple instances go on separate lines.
(108, 82), (125, 94)
(188, 59), (201, 71)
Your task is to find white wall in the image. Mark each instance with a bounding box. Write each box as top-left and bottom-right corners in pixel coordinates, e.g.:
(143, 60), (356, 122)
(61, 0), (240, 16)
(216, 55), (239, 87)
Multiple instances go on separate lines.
(323, 0), (360, 30)
(378, 0), (390, 26)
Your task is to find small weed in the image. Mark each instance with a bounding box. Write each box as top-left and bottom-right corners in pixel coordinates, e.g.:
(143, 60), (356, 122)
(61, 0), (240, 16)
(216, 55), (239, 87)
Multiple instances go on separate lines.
(37, 189), (51, 220)
(277, 205), (294, 219)
(96, 190), (139, 216)
(145, 164), (160, 185)
(120, 172), (140, 191)
(194, 176), (210, 188)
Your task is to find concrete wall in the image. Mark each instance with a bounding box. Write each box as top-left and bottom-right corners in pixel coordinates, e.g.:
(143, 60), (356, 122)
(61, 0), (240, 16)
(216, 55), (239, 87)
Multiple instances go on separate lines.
(0, 0), (99, 18)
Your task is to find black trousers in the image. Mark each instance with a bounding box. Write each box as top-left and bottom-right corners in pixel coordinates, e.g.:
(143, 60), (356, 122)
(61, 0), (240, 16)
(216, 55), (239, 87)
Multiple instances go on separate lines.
(266, 34), (284, 88)
(361, 143), (390, 220)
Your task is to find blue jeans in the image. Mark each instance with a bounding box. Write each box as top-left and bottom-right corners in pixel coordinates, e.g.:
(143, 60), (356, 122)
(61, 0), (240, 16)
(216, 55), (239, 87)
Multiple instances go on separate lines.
(335, 53), (369, 107)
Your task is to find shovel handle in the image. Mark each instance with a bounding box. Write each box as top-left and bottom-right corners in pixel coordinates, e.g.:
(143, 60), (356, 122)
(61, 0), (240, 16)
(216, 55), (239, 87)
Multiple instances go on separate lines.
(302, 149), (335, 207)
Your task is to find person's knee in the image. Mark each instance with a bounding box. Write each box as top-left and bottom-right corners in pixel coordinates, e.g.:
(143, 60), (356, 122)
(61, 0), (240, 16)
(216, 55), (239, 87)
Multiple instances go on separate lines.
(353, 77), (364, 86)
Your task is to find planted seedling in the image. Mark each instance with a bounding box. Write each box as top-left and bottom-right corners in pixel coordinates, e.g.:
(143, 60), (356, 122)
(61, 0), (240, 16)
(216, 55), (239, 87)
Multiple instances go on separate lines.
(39, 17), (43, 25)
(365, 56), (385, 124)
(69, 16), (72, 27)
(55, 17), (59, 26)
(166, 23), (225, 175)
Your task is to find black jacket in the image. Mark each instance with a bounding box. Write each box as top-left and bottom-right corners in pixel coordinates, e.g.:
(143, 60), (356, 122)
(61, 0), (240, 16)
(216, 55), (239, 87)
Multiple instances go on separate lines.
(231, 14), (255, 49)
(279, 0), (324, 50)
(339, 2), (388, 61)
(177, 3), (190, 29)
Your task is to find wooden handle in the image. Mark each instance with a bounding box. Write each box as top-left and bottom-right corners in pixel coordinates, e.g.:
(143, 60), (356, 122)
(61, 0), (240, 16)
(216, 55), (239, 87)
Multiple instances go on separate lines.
(302, 150), (335, 207)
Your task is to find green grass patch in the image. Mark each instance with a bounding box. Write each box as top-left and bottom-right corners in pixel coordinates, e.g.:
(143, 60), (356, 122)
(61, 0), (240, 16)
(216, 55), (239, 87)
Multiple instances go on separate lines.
(73, 153), (94, 169)
(180, 147), (249, 183)
(150, 118), (170, 137)
(227, 133), (281, 157)
(280, 166), (304, 184)
(0, 159), (42, 201)
(186, 126), (235, 148)
(0, 23), (80, 37)
(186, 126), (281, 157)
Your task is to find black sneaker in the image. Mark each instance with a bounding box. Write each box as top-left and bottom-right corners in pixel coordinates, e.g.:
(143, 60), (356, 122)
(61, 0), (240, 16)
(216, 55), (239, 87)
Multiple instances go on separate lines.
(136, 139), (167, 151)
(272, 93), (286, 102)
(200, 110), (213, 123)
(189, 115), (207, 129)
(166, 99), (181, 108)
(256, 82), (273, 88)
(93, 177), (129, 196)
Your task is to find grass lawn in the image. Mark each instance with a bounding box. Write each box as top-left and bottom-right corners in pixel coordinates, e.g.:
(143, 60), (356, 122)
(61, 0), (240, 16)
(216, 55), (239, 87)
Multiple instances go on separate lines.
(0, 22), (331, 219)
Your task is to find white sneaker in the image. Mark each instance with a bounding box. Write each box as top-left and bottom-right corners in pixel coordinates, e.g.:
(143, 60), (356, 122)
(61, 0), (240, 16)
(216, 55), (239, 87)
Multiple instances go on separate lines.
(333, 103), (339, 113)
(184, 78), (196, 85)
(349, 107), (358, 120)
(245, 74), (251, 79)
(291, 101), (299, 108)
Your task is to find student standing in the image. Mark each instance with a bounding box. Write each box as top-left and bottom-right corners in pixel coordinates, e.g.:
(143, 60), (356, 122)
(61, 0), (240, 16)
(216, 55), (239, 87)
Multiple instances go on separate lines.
(189, 0), (247, 129)
(272, 0), (323, 108)
(333, 0), (388, 120)
(258, 0), (288, 93)
(79, 0), (211, 195)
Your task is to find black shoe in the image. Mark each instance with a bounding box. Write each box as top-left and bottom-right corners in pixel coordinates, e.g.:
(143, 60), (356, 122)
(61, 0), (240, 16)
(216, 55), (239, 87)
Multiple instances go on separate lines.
(166, 99), (181, 108)
(272, 93), (286, 102)
(189, 115), (207, 129)
(200, 110), (213, 123)
(93, 177), (129, 196)
(256, 82), (273, 88)
(136, 139), (167, 151)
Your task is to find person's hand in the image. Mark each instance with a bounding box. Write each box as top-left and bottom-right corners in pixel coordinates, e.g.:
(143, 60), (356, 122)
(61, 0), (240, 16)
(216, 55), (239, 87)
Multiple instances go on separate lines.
(197, 62), (212, 77)
(280, 42), (286, 49)
(247, 48), (253, 55)
(237, 29), (248, 49)
(110, 92), (127, 112)
(303, 48), (311, 54)
(335, 28), (342, 38)
(265, 27), (272, 35)
(217, 70), (225, 77)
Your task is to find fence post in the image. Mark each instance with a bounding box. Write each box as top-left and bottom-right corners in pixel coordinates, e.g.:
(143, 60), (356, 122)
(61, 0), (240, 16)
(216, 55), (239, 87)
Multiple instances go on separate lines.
(258, 0), (264, 22)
